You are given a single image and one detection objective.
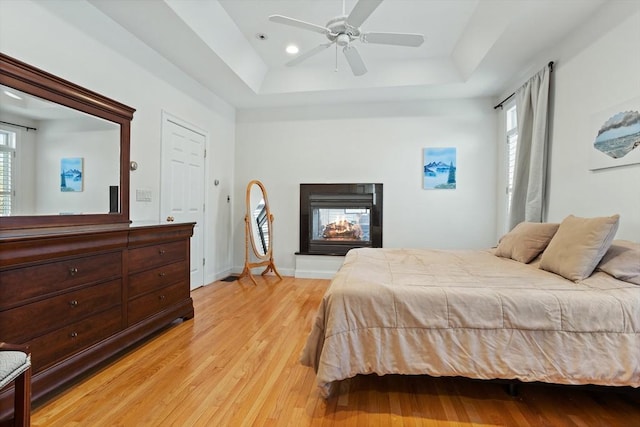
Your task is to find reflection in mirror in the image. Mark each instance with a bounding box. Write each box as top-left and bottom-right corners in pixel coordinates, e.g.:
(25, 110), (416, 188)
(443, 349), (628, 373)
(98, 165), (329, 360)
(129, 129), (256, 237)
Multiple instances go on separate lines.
(0, 85), (120, 216)
(240, 180), (282, 285)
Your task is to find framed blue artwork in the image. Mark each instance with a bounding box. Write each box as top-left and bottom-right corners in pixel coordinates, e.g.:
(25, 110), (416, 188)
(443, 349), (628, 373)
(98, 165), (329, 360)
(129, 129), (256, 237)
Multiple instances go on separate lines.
(423, 147), (456, 190)
(60, 157), (83, 192)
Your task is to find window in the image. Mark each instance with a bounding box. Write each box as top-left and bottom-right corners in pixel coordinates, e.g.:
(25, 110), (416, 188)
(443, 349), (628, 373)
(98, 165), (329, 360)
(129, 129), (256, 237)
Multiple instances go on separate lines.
(0, 128), (17, 216)
(505, 103), (518, 215)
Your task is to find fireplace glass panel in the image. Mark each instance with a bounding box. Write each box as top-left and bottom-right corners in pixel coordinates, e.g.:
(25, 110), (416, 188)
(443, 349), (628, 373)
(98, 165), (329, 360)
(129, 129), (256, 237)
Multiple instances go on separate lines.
(299, 183), (382, 256)
(311, 207), (371, 243)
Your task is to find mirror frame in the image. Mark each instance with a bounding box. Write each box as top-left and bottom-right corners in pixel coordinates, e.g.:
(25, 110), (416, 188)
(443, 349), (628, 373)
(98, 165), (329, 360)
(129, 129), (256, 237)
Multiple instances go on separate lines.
(0, 53), (135, 229)
(246, 180), (272, 259)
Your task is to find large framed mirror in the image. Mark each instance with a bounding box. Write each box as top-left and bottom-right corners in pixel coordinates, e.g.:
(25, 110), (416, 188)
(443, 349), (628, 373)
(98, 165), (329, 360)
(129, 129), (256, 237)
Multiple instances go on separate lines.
(0, 53), (135, 229)
(239, 180), (281, 285)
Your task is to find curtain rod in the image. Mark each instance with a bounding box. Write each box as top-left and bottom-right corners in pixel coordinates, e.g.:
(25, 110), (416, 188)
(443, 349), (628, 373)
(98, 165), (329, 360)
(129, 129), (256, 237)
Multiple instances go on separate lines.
(0, 120), (37, 131)
(493, 61), (554, 110)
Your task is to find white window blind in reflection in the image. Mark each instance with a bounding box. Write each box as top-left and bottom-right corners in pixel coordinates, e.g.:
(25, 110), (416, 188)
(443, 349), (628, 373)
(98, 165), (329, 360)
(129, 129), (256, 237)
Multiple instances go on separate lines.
(0, 129), (16, 216)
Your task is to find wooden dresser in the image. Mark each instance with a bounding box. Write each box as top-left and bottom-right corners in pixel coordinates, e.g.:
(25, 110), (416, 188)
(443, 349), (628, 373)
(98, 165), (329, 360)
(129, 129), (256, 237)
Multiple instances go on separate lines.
(0, 222), (195, 421)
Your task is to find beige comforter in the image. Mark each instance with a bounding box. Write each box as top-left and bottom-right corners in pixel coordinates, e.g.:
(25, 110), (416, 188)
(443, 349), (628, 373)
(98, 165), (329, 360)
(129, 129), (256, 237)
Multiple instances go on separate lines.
(301, 248), (640, 396)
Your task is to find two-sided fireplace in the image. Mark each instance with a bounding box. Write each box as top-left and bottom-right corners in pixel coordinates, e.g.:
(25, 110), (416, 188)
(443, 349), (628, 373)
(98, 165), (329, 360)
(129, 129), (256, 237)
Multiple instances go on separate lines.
(299, 183), (382, 256)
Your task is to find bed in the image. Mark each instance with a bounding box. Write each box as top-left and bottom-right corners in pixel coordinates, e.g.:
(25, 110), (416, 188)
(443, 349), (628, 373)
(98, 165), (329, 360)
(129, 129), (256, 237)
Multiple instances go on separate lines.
(300, 215), (640, 397)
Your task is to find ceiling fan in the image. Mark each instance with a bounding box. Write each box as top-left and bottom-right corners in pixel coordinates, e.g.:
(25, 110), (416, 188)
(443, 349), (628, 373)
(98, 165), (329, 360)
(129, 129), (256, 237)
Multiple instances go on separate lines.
(268, 0), (424, 76)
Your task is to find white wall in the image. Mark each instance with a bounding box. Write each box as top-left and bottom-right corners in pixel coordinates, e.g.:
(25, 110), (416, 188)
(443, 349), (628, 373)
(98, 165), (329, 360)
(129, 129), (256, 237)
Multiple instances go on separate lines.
(545, 5), (640, 240)
(235, 99), (498, 276)
(0, 0), (237, 283)
(35, 122), (119, 215)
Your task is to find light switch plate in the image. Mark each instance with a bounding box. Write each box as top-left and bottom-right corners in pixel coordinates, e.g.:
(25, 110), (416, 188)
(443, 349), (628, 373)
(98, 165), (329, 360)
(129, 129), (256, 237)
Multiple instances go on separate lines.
(136, 189), (152, 202)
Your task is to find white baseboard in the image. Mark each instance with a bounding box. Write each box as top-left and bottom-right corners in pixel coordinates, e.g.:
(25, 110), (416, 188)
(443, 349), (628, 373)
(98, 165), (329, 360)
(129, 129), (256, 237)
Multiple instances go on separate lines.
(220, 258), (343, 281)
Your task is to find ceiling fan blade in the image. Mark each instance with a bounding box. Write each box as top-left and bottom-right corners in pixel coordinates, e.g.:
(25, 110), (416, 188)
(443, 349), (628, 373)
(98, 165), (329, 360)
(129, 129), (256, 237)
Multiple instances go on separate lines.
(268, 15), (330, 35)
(361, 32), (425, 47)
(343, 45), (367, 76)
(286, 43), (333, 66)
(346, 0), (384, 28)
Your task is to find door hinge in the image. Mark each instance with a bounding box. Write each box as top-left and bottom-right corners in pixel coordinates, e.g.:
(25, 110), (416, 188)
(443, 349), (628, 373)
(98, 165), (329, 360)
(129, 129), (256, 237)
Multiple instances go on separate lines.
(204, 149), (207, 158)
(203, 258), (206, 266)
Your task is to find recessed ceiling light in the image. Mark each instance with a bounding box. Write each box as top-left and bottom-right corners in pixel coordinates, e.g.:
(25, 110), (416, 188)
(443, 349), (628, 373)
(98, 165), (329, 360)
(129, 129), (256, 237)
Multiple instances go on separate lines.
(255, 33), (268, 41)
(3, 90), (22, 100)
(286, 44), (299, 55)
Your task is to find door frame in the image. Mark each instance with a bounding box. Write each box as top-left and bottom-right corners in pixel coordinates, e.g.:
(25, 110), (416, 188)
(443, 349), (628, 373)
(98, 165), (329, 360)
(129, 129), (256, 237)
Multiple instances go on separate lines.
(160, 110), (208, 289)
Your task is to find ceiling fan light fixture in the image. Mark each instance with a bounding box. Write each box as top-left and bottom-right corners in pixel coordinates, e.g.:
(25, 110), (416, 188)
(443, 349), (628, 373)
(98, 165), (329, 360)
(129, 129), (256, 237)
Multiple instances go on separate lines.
(336, 33), (351, 47)
(285, 44), (299, 54)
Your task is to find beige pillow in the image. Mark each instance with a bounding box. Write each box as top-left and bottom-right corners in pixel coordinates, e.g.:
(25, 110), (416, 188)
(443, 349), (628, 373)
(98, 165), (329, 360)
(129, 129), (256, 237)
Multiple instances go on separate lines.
(540, 214), (620, 281)
(495, 222), (559, 263)
(597, 240), (640, 285)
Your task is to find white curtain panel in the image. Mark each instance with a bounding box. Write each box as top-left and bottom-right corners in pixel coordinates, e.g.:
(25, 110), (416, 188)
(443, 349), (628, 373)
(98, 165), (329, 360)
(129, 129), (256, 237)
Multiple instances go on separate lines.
(508, 65), (551, 230)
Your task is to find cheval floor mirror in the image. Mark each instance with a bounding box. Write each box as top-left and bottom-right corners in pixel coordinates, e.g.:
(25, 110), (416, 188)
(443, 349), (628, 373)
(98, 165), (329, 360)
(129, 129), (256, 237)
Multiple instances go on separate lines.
(239, 180), (282, 285)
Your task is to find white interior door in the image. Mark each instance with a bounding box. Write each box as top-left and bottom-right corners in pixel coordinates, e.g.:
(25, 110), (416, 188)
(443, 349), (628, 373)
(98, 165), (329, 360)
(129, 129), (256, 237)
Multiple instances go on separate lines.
(161, 113), (206, 290)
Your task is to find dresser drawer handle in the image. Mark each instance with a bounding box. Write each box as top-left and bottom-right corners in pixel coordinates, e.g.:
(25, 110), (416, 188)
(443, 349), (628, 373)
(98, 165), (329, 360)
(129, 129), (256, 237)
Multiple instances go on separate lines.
(159, 249), (166, 255)
(69, 300), (79, 307)
(159, 295), (166, 301)
(158, 272), (166, 278)
(69, 267), (79, 276)
(70, 332), (78, 338)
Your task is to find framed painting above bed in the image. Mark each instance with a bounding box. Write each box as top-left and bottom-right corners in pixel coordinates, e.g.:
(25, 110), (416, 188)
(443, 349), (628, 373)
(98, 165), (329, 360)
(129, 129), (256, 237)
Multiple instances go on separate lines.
(589, 97), (640, 170)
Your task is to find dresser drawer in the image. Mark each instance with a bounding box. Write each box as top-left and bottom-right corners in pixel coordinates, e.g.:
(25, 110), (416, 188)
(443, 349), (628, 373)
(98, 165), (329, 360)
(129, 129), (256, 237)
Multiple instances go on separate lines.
(0, 279), (121, 343)
(129, 261), (187, 299)
(128, 281), (189, 325)
(27, 306), (122, 372)
(128, 241), (185, 273)
(1, 251), (122, 309)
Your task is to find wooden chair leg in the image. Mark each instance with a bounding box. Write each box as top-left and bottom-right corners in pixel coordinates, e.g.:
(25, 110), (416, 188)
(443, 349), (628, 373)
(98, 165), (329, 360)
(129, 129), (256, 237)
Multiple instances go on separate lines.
(13, 366), (31, 427)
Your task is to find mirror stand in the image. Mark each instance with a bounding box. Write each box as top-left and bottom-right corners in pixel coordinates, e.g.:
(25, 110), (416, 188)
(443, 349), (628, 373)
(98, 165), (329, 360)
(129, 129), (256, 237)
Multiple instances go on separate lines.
(239, 180), (282, 285)
(239, 214), (282, 285)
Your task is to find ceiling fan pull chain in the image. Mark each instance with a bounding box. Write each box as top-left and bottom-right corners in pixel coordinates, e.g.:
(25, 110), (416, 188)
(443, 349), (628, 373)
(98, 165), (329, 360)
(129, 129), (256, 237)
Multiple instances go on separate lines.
(335, 43), (339, 72)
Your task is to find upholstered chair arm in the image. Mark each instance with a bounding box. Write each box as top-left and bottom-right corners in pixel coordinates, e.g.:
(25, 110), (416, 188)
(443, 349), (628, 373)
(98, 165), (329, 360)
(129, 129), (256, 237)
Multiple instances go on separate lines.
(0, 342), (32, 426)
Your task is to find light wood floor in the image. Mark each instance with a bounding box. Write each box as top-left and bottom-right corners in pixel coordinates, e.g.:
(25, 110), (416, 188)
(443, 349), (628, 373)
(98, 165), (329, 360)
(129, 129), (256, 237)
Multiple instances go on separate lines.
(32, 276), (639, 426)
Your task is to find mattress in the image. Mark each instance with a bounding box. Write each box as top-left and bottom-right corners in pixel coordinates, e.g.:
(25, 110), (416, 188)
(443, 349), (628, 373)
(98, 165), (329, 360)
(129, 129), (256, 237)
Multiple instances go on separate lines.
(300, 248), (640, 396)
